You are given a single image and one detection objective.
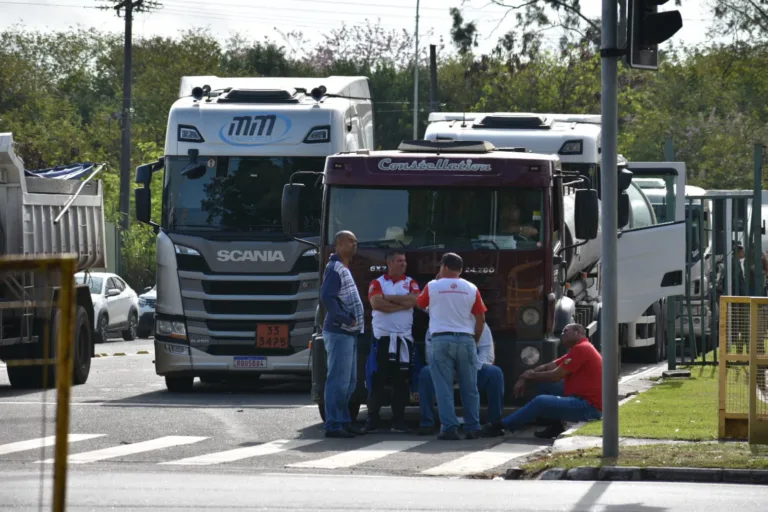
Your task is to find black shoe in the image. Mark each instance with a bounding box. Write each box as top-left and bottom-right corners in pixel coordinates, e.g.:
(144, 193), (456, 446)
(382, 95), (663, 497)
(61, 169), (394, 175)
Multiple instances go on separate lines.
(534, 421), (565, 439)
(390, 421), (410, 433)
(417, 425), (437, 436)
(363, 419), (379, 433)
(480, 422), (506, 438)
(345, 424), (367, 435)
(325, 429), (355, 438)
(437, 429), (462, 441)
(464, 430), (482, 440)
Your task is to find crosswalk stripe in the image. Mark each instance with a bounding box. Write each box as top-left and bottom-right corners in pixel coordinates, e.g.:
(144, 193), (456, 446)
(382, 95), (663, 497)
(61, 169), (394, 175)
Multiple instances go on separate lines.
(420, 441), (542, 476)
(37, 436), (208, 464)
(0, 434), (104, 456)
(286, 440), (428, 469)
(160, 439), (321, 466)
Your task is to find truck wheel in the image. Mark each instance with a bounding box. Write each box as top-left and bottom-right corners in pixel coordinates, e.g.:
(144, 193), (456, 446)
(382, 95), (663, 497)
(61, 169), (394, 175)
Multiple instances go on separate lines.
(72, 306), (92, 385)
(317, 401), (361, 423)
(7, 366), (38, 388)
(122, 311), (138, 341)
(165, 375), (194, 392)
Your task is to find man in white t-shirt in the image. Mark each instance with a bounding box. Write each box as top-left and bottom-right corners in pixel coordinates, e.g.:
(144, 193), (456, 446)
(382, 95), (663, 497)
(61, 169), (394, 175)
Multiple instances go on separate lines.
(415, 252), (487, 440)
(416, 322), (505, 436)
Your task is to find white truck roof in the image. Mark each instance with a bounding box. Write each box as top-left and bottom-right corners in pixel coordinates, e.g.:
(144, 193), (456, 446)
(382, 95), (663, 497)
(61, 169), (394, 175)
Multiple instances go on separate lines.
(424, 112), (601, 165)
(178, 75), (372, 100)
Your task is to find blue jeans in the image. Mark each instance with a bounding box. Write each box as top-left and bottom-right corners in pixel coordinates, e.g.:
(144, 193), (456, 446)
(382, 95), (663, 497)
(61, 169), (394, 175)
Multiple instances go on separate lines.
(418, 363), (504, 427)
(429, 333), (480, 433)
(500, 381), (602, 431)
(323, 330), (358, 432)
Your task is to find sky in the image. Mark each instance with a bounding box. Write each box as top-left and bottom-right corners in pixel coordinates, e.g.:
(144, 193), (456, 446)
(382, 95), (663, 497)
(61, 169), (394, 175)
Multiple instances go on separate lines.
(0, 0), (718, 56)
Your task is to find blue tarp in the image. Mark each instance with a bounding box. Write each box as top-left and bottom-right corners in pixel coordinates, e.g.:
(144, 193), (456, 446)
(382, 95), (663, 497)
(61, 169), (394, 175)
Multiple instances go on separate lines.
(24, 163), (97, 181)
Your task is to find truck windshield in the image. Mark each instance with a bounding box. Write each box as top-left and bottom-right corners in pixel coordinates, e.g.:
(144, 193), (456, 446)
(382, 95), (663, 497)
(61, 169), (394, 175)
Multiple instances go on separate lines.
(163, 155), (324, 236)
(327, 187), (545, 250)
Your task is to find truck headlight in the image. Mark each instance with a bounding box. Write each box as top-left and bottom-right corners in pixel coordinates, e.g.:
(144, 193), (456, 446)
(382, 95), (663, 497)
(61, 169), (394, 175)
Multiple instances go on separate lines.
(174, 244), (200, 256)
(156, 319), (187, 340)
(520, 346), (541, 366)
(521, 307), (541, 326)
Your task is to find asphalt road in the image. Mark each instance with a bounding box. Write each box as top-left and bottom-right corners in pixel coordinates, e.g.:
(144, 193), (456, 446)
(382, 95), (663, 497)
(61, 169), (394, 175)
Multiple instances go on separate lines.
(3, 470), (767, 511)
(0, 336), (682, 484)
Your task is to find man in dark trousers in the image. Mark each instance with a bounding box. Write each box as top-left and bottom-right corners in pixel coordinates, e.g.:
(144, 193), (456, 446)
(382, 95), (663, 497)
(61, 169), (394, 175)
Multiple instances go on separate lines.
(481, 323), (602, 439)
(364, 250), (420, 433)
(320, 230), (366, 438)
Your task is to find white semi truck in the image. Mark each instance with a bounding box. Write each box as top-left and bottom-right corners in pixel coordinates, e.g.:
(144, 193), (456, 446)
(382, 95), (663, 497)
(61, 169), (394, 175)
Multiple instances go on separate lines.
(134, 76), (374, 391)
(424, 112), (686, 362)
(0, 133), (105, 388)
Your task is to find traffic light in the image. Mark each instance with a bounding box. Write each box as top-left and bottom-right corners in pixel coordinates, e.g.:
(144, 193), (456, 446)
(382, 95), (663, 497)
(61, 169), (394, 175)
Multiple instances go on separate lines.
(618, 168), (633, 228)
(626, 0), (683, 70)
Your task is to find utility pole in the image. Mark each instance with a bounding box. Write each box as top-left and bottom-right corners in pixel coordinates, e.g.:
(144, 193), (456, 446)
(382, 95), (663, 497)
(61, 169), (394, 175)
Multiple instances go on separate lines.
(600, 0), (620, 459)
(413, 0), (420, 139)
(101, 0), (158, 272)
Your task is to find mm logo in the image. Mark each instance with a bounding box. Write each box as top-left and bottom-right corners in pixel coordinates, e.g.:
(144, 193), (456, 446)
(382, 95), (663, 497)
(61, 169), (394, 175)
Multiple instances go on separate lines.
(219, 113), (292, 146)
(217, 250), (286, 263)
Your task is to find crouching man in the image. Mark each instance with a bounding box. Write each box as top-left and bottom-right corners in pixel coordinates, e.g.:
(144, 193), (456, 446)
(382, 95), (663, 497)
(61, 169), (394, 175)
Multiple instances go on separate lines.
(481, 323), (602, 439)
(417, 323), (505, 436)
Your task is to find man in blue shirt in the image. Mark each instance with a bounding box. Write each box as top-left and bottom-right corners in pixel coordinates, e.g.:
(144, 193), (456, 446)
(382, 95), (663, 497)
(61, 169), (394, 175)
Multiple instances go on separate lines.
(320, 230), (366, 438)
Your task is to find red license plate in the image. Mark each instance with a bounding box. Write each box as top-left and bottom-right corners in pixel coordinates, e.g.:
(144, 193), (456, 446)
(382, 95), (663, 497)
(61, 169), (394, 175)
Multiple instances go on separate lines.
(256, 324), (289, 349)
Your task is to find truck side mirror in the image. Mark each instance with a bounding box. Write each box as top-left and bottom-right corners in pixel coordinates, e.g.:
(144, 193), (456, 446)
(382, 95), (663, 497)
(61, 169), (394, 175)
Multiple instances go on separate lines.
(574, 189), (599, 240)
(618, 192), (630, 228)
(281, 183), (305, 236)
(135, 187), (152, 225)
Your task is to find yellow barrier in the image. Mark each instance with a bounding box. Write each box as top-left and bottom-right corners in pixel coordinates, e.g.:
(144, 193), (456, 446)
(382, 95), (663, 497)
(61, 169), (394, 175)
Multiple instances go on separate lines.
(718, 296), (768, 444)
(0, 254), (77, 512)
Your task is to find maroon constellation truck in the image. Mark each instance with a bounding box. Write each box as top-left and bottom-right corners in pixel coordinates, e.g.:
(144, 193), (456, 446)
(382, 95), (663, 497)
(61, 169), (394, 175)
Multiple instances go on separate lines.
(281, 139), (603, 420)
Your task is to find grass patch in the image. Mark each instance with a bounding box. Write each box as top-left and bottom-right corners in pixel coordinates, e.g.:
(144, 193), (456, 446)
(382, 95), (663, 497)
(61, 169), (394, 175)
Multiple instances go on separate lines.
(575, 366), (718, 441)
(522, 442), (768, 476)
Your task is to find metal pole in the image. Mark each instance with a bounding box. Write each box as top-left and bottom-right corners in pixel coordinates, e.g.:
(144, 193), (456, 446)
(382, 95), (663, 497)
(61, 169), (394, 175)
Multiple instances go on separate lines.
(412, 0), (420, 139)
(753, 144), (764, 294)
(664, 140), (677, 369)
(118, 0), (135, 270)
(600, 0), (619, 459)
(429, 44), (438, 113)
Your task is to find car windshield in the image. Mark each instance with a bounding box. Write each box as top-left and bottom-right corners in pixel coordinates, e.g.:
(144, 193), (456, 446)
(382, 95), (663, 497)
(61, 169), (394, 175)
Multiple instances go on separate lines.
(162, 155), (324, 237)
(76, 275), (103, 294)
(327, 187), (545, 250)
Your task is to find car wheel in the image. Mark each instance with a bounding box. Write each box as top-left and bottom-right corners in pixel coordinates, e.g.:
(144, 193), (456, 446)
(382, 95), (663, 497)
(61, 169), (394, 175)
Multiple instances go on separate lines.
(122, 311), (138, 341)
(97, 313), (109, 344)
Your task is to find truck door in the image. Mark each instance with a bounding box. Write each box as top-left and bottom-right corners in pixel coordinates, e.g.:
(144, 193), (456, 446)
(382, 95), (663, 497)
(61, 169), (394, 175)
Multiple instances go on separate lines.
(615, 162), (687, 324)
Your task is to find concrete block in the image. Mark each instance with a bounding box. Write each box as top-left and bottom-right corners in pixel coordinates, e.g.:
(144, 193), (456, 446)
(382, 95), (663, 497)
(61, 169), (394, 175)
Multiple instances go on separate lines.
(598, 466), (643, 481)
(722, 469), (768, 485)
(662, 369), (691, 379)
(539, 468), (567, 480)
(644, 466), (722, 482)
(567, 467), (600, 481)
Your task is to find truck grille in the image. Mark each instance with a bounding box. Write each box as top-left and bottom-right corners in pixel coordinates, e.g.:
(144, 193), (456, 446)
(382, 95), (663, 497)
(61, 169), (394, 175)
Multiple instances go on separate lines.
(204, 300), (297, 316)
(202, 281), (298, 296)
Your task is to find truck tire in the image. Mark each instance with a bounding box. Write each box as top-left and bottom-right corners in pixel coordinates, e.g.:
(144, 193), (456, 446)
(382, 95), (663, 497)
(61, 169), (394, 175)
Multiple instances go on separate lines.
(165, 375), (194, 392)
(72, 305), (93, 385)
(317, 401), (362, 423)
(7, 306), (92, 388)
(122, 310), (138, 341)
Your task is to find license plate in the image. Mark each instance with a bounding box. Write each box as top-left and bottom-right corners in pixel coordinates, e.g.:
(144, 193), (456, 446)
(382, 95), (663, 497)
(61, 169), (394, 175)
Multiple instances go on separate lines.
(233, 356), (267, 369)
(256, 324), (289, 349)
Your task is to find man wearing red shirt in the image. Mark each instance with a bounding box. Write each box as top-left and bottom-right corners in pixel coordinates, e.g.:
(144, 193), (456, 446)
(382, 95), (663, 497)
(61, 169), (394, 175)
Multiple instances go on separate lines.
(480, 323), (602, 439)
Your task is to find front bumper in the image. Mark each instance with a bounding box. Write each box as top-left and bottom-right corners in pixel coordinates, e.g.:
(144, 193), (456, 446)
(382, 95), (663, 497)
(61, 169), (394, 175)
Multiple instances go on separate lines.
(154, 340), (311, 377)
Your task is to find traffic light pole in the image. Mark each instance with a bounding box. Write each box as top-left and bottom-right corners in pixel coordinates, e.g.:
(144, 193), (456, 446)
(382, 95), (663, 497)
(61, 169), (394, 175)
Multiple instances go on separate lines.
(600, 0), (620, 459)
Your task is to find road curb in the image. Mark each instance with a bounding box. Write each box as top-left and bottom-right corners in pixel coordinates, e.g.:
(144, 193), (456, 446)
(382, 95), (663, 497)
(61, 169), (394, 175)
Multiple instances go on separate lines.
(530, 466), (768, 484)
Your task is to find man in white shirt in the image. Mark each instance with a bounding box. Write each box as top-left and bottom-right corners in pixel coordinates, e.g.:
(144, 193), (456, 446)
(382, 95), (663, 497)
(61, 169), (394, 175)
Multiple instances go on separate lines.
(364, 250), (420, 433)
(415, 252), (487, 440)
(416, 322), (505, 436)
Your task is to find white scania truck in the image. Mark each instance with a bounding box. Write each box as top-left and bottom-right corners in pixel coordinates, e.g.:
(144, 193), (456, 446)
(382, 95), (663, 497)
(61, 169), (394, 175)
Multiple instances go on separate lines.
(424, 112), (685, 362)
(134, 76), (374, 391)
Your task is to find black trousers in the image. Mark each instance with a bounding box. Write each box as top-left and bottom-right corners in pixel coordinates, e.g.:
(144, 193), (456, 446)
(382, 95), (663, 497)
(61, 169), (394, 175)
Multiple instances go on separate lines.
(367, 336), (410, 423)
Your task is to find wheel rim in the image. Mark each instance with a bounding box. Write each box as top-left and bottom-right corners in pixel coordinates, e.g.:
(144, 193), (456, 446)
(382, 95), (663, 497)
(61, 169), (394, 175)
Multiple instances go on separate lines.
(130, 315), (137, 337)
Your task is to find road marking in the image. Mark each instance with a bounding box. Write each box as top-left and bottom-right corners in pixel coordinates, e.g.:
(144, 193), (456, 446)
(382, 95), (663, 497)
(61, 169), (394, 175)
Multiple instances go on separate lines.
(38, 436), (208, 464)
(160, 439), (321, 466)
(286, 440), (427, 469)
(420, 441), (544, 476)
(0, 434), (104, 456)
